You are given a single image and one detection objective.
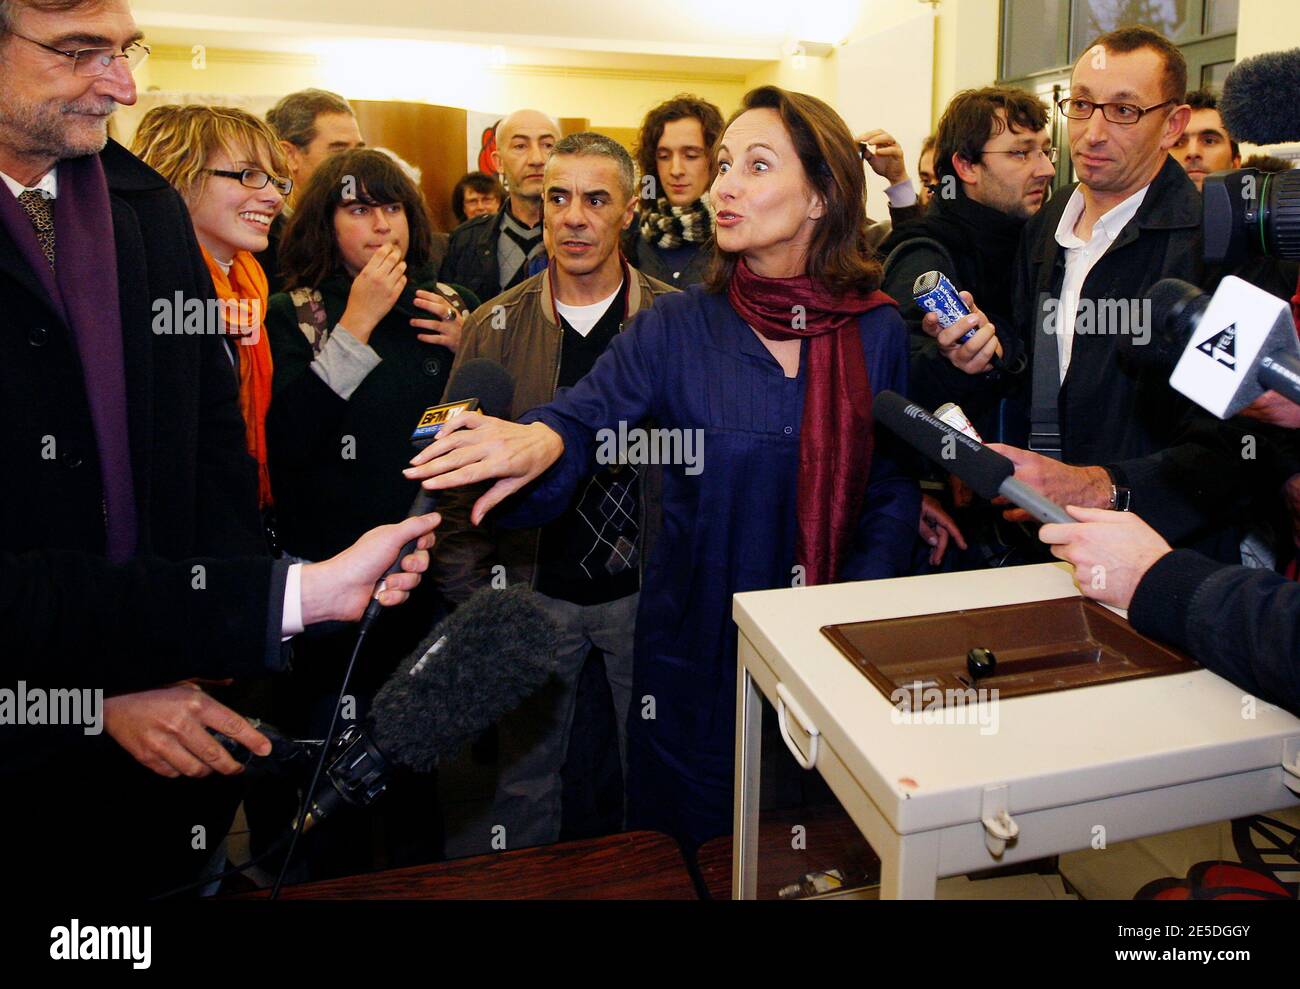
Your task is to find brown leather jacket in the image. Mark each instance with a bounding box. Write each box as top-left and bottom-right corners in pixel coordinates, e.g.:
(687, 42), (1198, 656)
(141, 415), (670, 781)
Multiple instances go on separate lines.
(433, 263), (676, 602)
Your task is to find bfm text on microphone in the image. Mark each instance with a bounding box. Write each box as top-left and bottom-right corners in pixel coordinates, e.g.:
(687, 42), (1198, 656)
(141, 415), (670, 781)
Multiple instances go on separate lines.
(362, 358), (516, 628)
(1137, 277), (1300, 419)
(874, 391), (1073, 524)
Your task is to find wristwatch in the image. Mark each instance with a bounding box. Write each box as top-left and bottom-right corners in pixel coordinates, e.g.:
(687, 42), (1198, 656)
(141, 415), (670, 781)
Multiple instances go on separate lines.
(1103, 467), (1132, 512)
(1109, 483), (1132, 512)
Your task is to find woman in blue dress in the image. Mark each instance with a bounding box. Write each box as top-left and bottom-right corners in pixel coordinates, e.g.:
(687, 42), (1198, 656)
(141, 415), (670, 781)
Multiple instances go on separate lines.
(408, 86), (919, 848)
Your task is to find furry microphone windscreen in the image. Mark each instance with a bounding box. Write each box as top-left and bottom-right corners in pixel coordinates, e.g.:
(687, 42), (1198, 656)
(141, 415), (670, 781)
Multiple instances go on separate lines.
(368, 585), (562, 772)
(1220, 49), (1300, 146)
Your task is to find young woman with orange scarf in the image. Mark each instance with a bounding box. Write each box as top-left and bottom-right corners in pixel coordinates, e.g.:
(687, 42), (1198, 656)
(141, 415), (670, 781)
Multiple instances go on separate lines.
(133, 104), (288, 516)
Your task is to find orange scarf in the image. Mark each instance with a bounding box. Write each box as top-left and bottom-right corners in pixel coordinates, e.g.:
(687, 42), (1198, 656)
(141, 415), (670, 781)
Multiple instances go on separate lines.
(202, 246), (274, 508)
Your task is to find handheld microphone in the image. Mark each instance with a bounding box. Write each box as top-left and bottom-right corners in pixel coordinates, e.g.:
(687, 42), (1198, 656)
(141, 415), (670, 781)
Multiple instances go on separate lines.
(874, 391), (1072, 524)
(1148, 277), (1300, 418)
(912, 270), (1010, 372)
(361, 358), (516, 628)
(1219, 49), (1300, 147)
(217, 584), (561, 830)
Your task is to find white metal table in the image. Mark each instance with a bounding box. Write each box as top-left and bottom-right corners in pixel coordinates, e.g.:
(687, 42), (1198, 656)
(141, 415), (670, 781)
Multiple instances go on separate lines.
(731, 563), (1300, 898)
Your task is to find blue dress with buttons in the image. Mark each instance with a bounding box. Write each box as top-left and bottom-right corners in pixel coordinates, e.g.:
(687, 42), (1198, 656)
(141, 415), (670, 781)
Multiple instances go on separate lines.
(504, 284), (919, 847)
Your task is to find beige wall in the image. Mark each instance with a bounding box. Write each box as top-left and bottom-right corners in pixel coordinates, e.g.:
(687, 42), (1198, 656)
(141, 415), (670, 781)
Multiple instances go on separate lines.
(742, 50), (837, 104)
(933, 0), (1000, 121)
(1236, 0), (1300, 60)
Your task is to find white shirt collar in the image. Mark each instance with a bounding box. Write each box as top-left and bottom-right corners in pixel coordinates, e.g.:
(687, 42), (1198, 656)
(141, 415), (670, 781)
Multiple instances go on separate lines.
(1054, 181), (1148, 250)
(0, 166), (59, 200)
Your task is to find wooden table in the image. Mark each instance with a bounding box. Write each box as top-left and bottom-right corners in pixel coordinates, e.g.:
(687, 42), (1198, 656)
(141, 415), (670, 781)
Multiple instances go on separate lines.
(242, 830), (699, 900)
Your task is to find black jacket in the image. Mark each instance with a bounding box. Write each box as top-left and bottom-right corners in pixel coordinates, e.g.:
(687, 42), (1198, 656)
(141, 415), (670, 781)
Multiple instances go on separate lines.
(0, 140), (278, 673)
(879, 187), (1026, 439)
(1, 143), (267, 563)
(995, 155), (1250, 555)
(439, 199), (536, 306)
(4, 551), (284, 691)
(265, 267), (454, 563)
(1130, 550), (1300, 718)
(620, 228), (711, 288)
(265, 267), (455, 697)
(0, 140), (283, 895)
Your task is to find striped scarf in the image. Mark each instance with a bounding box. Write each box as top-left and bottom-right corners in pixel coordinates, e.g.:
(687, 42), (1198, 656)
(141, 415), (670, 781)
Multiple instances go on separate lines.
(638, 194), (712, 250)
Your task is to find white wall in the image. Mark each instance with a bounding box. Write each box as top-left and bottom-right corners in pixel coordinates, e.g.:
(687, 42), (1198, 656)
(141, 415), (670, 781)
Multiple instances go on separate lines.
(836, 11), (935, 221)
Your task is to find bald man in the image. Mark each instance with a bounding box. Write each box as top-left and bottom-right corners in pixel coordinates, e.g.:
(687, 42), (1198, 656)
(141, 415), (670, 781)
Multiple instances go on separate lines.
(440, 109), (560, 304)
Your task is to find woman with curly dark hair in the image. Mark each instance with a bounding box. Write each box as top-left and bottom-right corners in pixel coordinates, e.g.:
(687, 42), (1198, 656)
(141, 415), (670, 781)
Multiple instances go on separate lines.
(624, 93), (725, 287)
(407, 86), (919, 847)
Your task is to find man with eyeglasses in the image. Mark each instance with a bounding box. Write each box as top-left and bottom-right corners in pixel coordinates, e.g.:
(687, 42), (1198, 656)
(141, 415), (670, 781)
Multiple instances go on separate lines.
(882, 87), (1055, 436)
(878, 87), (1056, 570)
(924, 25), (1263, 568)
(0, 0), (438, 897)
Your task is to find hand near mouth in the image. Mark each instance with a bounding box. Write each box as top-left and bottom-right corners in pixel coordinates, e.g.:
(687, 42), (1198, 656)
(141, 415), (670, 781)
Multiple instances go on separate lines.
(339, 244), (407, 346)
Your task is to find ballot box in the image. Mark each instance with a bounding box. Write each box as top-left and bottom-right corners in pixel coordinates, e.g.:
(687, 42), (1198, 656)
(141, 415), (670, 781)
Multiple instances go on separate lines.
(730, 563), (1300, 899)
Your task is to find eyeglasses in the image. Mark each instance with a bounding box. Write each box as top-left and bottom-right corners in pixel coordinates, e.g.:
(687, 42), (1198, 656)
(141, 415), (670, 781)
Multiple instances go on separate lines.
(1057, 97), (1175, 125)
(204, 168), (294, 197)
(11, 32), (150, 77)
(982, 147), (1060, 164)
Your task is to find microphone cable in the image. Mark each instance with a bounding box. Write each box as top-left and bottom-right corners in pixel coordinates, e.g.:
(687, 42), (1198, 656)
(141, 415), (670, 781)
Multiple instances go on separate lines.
(270, 623), (371, 899)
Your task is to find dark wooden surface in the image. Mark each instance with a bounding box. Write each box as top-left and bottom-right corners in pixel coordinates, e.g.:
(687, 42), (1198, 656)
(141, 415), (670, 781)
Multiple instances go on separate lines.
(238, 830), (697, 900)
(694, 806), (881, 900)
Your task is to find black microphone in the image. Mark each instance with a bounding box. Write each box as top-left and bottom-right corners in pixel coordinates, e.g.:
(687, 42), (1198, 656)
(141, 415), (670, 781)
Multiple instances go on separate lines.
(360, 359), (516, 629)
(874, 391), (1072, 524)
(368, 584), (561, 772)
(1145, 277), (1300, 418)
(1219, 49), (1300, 146)
(217, 584), (560, 830)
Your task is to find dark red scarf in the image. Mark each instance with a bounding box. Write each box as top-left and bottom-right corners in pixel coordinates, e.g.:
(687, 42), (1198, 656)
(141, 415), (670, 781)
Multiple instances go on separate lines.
(728, 257), (895, 585)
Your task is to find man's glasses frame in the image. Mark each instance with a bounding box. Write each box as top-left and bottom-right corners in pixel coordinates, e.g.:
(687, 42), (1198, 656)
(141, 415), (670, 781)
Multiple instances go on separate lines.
(11, 31), (150, 77)
(204, 168), (294, 197)
(1057, 97), (1176, 125)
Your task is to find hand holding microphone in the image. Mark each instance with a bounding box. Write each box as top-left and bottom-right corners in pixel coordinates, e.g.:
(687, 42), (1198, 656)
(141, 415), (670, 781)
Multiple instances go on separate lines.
(914, 273), (1005, 375)
(1038, 506), (1174, 610)
(301, 512), (439, 626)
(1140, 276), (1300, 419)
(360, 358), (515, 629)
(405, 415), (566, 527)
(983, 444), (1116, 524)
(874, 391), (1073, 524)
(1240, 391), (1300, 430)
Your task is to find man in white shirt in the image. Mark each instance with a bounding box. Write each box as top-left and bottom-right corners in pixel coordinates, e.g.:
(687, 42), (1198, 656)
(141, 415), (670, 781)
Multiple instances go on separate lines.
(922, 25), (1252, 558)
(441, 133), (675, 853)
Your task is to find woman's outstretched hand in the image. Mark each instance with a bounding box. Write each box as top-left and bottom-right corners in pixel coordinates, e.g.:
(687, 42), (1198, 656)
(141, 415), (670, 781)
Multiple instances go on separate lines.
(404, 411), (565, 525)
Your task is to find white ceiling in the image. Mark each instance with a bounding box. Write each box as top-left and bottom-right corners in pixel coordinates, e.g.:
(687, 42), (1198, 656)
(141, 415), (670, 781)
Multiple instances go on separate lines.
(133, 0), (865, 63)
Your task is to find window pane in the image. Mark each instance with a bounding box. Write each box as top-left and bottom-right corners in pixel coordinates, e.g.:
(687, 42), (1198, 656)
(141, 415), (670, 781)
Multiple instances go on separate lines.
(1071, 0), (1196, 59)
(1003, 0), (1069, 79)
(1204, 0), (1238, 34)
(1201, 59), (1233, 92)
